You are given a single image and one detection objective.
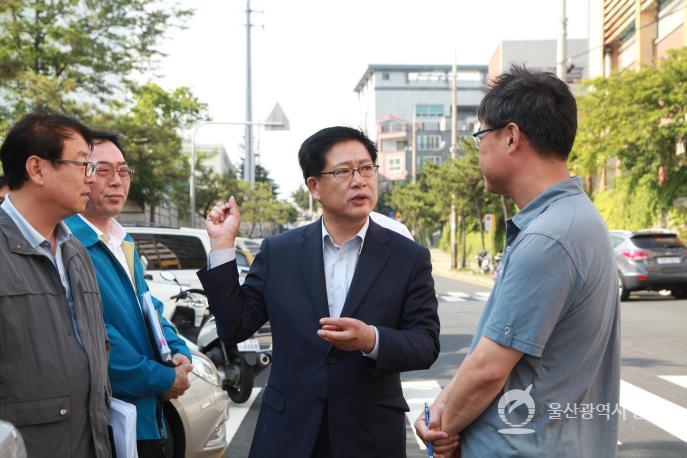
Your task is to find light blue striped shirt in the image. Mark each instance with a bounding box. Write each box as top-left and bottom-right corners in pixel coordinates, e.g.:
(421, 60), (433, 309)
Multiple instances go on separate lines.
(1, 195), (84, 347)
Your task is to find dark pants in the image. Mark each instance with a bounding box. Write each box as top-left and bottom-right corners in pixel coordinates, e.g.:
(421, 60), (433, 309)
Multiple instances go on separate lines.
(137, 439), (165, 458)
(311, 401), (332, 458)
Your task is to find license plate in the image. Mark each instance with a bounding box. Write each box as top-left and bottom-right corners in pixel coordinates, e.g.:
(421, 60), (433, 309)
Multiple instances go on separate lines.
(656, 257), (681, 264)
(237, 339), (260, 352)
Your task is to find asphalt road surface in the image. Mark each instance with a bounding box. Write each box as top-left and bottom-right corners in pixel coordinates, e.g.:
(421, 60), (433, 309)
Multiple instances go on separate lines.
(222, 275), (687, 458)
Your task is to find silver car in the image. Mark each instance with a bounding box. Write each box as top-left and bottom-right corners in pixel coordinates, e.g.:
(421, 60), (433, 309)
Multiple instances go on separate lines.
(610, 230), (687, 301)
(0, 421), (26, 458)
(164, 350), (229, 457)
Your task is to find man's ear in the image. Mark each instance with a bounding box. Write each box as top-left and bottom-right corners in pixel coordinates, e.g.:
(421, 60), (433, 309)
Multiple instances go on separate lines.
(306, 176), (320, 201)
(25, 155), (47, 186)
(506, 123), (522, 151)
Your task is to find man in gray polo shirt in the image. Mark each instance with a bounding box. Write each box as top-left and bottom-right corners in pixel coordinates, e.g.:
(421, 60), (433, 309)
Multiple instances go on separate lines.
(415, 66), (620, 457)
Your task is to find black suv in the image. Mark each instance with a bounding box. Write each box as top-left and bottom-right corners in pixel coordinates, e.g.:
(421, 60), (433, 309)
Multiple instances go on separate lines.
(610, 230), (687, 301)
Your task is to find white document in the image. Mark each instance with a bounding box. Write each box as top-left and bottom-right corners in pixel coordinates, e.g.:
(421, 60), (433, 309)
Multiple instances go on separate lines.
(108, 398), (138, 458)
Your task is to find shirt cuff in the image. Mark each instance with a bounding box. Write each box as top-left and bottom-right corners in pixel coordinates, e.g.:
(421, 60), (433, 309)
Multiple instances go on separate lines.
(361, 326), (379, 360)
(208, 248), (236, 270)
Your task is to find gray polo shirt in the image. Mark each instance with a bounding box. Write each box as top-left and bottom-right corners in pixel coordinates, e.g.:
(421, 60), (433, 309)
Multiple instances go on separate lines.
(461, 177), (620, 458)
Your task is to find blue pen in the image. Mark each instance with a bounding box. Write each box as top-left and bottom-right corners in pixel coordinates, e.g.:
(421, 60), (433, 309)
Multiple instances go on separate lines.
(424, 402), (434, 457)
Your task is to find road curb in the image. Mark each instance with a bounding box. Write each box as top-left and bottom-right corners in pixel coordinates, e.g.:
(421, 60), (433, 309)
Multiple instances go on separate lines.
(429, 249), (494, 288)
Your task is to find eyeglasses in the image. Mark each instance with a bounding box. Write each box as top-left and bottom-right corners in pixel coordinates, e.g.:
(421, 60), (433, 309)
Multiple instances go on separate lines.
(53, 159), (97, 177)
(95, 164), (135, 179)
(320, 164), (379, 181)
(472, 125), (506, 148)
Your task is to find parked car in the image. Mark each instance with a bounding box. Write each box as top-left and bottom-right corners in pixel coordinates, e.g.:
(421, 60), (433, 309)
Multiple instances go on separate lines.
(165, 348), (229, 457)
(0, 421), (26, 458)
(610, 229), (687, 301)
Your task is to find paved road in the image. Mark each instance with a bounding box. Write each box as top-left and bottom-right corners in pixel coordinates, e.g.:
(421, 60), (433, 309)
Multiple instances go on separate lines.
(222, 275), (687, 457)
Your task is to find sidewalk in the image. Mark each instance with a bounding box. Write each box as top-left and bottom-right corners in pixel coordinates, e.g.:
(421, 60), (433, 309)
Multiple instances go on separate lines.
(429, 248), (494, 289)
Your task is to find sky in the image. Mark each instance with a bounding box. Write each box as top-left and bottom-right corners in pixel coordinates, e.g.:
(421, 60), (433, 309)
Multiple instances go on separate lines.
(151, 0), (590, 200)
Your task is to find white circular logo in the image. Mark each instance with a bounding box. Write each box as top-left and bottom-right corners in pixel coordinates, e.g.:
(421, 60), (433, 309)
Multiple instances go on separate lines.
(497, 384), (536, 435)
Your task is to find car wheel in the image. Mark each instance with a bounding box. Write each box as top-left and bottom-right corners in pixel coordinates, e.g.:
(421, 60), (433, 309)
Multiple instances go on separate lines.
(619, 276), (630, 302)
(672, 289), (687, 300)
(223, 355), (254, 404)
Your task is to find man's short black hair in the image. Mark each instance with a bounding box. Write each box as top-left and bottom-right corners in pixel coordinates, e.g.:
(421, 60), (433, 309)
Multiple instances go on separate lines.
(298, 126), (377, 182)
(91, 130), (126, 157)
(0, 111), (93, 190)
(478, 65), (577, 160)
(0, 175), (6, 189)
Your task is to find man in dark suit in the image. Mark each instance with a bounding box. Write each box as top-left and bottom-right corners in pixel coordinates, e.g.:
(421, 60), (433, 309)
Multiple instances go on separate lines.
(198, 126), (443, 458)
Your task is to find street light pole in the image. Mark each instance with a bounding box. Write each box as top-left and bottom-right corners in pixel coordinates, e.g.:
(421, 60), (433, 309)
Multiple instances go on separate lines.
(245, 0), (254, 185)
(189, 120), (285, 227)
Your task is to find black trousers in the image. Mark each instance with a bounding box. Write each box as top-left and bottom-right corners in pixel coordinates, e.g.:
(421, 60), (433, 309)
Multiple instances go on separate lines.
(311, 401), (332, 458)
(137, 439), (165, 458)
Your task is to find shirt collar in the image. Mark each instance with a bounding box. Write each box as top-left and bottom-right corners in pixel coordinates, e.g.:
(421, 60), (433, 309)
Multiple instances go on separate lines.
(0, 195), (72, 249)
(510, 176), (584, 234)
(321, 216), (370, 249)
(77, 214), (126, 248)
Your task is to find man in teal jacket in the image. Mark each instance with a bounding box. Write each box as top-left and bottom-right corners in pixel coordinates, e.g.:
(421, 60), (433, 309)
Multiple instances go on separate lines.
(66, 130), (193, 458)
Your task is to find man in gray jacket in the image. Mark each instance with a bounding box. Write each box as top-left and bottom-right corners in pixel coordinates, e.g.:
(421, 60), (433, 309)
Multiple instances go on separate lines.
(0, 112), (112, 457)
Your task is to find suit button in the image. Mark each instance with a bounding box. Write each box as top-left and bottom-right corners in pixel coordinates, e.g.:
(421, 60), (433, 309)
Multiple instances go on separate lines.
(327, 355), (336, 365)
(315, 396), (324, 405)
(67, 330), (73, 336)
(59, 409), (68, 416)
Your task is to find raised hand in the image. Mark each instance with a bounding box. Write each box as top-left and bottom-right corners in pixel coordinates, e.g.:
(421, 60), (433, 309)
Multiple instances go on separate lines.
(205, 196), (241, 251)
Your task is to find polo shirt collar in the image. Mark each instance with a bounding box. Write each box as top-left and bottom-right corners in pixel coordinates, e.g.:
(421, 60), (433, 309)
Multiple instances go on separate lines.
(507, 177), (584, 244)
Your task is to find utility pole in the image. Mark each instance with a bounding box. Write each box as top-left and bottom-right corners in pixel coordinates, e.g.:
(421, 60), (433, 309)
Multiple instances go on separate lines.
(556, 0), (567, 80)
(244, 0), (254, 185)
(450, 56), (458, 269)
(411, 106), (417, 184)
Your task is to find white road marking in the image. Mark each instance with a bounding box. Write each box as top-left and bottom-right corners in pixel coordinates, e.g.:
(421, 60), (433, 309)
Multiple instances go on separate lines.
(620, 380), (687, 442)
(659, 375), (687, 390)
(402, 380), (442, 450)
(225, 388), (262, 445)
(475, 292), (492, 300)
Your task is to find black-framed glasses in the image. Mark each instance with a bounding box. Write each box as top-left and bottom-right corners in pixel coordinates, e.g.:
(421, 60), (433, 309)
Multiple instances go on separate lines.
(53, 159), (97, 177)
(95, 164), (135, 179)
(320, 164), (379, 181)
(472, 125), (506, 148)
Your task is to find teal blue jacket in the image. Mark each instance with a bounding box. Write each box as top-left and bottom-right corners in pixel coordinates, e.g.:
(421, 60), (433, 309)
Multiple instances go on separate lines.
(65, 215), (191, 440)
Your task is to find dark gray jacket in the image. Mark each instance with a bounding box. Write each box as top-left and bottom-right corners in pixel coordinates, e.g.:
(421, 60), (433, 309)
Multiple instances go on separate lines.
(0, 209), (111, 458)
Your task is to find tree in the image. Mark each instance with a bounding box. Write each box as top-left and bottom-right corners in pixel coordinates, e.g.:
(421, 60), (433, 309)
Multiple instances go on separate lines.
(240, 182), (294, 237)
(90, 83), (208, 222)
(0, 0), (191, 125)
(573, 48), (687, 228)
(291, 185), (319, 215)
(193, 151), (242, 221)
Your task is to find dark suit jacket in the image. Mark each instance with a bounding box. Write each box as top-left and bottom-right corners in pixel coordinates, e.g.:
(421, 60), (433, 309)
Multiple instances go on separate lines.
(197, 218), (440, 458)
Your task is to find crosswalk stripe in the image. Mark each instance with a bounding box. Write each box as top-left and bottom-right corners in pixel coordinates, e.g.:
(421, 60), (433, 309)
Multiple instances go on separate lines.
(225, 388), (262, 446)
(659, 375), (687, 390)
(620, 380), (687, 442)
(475, 292), (491, 299)
(402, 380), (442, 450)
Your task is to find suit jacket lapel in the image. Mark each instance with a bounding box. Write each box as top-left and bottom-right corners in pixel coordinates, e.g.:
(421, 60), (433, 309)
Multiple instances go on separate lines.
(340, 219), (391, 319)
(300, 219), (330, 320)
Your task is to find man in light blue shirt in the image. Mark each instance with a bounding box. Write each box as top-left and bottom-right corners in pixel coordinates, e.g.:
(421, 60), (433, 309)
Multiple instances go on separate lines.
(415, 66), (620, 457)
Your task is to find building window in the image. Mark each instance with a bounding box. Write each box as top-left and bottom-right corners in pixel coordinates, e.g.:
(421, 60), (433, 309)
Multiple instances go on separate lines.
(382, 72), (390, 81)
(396, 140), (407, 150)
(388, 157), (402, 172)
(415, 104), (444, 117)
(417, 134), (442, 150)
